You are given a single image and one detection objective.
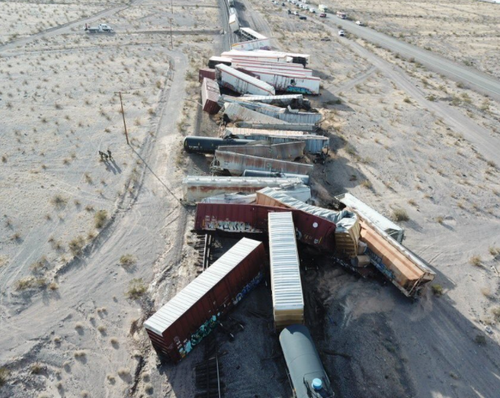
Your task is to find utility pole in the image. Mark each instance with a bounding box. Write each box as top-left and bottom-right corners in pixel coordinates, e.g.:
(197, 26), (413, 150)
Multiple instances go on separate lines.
(170, 0), (174, 49)
(115, 91), (129, 145)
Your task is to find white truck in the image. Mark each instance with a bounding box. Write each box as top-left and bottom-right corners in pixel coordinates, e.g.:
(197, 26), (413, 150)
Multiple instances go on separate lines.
(318, 4), (329, 12)
(85, 23), (114, 33)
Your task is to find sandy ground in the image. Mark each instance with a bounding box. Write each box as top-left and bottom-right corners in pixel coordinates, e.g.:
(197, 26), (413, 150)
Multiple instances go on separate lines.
(316, 0), (500, 80)
(2, 0), (500, 397)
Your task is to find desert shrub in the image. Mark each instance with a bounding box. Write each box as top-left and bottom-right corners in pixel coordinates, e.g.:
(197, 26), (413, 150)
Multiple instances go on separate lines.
(469, 255), (482, 267)
(431, 284), (443, 297)
(0, 367), (9, 387)
(69, 236), (85, 256)
(119, 254), (136, 267)
(94, 210), (108, 229)
(391, 208), (409, 222)
(126, 278), (147, 299)
(15, 276), (35, 290)
(491, 306), (500, 321)
(51, 194), (67, 207)
(30, 363), (44, 375)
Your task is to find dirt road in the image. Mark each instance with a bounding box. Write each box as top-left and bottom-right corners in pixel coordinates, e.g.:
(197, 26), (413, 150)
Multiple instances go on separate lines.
(323, 17), (500, 102)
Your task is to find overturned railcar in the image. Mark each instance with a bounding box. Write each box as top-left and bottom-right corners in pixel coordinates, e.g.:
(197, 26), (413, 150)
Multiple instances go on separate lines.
(144, 238), (266, 363)
(183, 136), (252, 154)
(280, 324), (335, 398)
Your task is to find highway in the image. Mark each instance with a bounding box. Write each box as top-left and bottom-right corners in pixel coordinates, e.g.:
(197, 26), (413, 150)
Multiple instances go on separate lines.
(318, 16), (500, 102)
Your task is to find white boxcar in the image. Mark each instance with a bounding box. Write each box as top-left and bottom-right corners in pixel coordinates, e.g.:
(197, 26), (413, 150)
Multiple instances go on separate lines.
(216, 64), (275, 96)
(336, 193), (405, 243)
(231, 39), (272, 51)
(268, 212), (304, 329)
(232, 63), (314, 77)
(221, 50), (310, 65)
(228, 8), (239, 33)
(225, 127), (329, 154)
(183, 175), (306, 203)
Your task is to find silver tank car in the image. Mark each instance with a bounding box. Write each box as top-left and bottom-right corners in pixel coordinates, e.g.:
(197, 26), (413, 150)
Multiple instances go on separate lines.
(279, 324), (335, 398)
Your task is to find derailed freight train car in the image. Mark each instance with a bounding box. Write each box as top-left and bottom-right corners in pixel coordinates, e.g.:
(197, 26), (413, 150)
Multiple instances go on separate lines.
(212, 150), (314, 175)
(269, 212), (304, 329)
(218, 141), (305, 160)
(144, 238), (266, 362)
(194, 203), (336, 252)
(280, 324), (335, 398)
(183, 136), (253, 154)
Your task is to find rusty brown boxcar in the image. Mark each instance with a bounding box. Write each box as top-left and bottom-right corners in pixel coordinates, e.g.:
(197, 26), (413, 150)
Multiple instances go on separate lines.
(144, 238), (266, 363)
(198, 67), (216, 83)
(195, 203), (336, 252)
(201, 78), (221, 115)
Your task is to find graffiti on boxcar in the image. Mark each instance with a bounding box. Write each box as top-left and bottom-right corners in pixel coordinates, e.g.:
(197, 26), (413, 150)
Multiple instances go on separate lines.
(178, 313), (221, 358)
(232, 271), (263, 305)
(205, 218), (260, 233)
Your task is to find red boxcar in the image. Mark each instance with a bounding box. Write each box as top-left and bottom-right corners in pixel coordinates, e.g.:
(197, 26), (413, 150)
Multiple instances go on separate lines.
(201, 78), (221, 115)
(198, 67), (216, 83)
(144, 238), (266, 363)
(195, 203), (336, 252)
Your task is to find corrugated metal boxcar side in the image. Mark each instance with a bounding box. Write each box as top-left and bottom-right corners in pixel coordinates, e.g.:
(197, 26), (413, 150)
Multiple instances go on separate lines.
(225, 127), (328, 154)
(216, 64), (275, 96)
(224, 103), (289, 124)
(268, 212), (304, 329)
(183, 136), (252, 154)
(212, 150), (313, 175)
(194, 203), (336, 252)
(182, 175), (306, 203)
(242, 170), (310, 185)
(201, 78), (221, 115)
(235, 121), (317, 132)
(218, 141), (305, 160)
(198, 68), (216, 83)
(144, 238), (266, 362)
(359, 220), (435, 297)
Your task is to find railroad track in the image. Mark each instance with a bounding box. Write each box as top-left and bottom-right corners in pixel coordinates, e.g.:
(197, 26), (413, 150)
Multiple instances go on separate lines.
(192, 233), (213, 271)
(195, 333), (224, 398)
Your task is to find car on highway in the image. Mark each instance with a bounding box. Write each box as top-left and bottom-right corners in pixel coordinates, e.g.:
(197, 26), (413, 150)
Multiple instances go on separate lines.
(319, 12), (327, 18)
(338, 29), (345, 36)
(356, 20), (364, 26)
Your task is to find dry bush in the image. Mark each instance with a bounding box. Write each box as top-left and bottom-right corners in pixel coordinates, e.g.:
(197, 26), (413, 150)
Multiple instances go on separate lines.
(361, 180), (372, 189)
(0, 367), (9, 387)
(489, 246), (500, 256)
(491, 306), (500, 321)
(119, 254), (136, 267)
(436, 216), (444, 224)
(69, 236), (85, 256)
(117, 368), (129, 377)
(391, 208), (409, 222)
(74, 351), (86, 358)
(126, 278), (147, 299)
(15, 276), (35, 290)
(469, 255), (482, 267)
(431, 284), (443, 297)
(30, 363), (44, 375)
(51, 194), (68, 207)
(94, 210), (108, 229)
